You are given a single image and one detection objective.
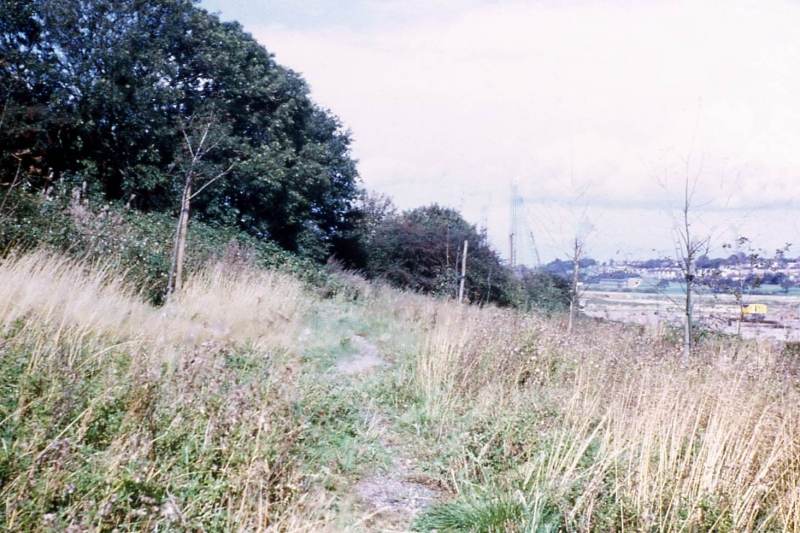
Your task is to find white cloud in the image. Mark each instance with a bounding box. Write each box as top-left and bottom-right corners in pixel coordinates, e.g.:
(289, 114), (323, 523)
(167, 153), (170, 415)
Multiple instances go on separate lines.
(241, 0), (800, 260)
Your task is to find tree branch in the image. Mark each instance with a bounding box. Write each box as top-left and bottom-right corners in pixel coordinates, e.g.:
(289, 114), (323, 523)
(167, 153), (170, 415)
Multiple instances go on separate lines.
(189, 161), (236, 200)
(0, 156), (23, 215)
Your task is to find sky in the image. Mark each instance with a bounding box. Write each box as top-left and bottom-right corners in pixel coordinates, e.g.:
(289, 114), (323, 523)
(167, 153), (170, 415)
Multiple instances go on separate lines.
(201, 0), (800, 263)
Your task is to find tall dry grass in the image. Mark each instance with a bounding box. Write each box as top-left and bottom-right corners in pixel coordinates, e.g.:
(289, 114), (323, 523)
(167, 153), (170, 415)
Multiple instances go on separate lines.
(413, 299), (800, 531)
(5, 248), (800, 530)
(0, 251), (322, 530)
(0, 250), (307, 353)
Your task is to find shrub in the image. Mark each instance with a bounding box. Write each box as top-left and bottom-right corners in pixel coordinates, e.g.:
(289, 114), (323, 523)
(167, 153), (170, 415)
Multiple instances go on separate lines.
(1, 189), (329, 302)
(363, 204), (518, 306)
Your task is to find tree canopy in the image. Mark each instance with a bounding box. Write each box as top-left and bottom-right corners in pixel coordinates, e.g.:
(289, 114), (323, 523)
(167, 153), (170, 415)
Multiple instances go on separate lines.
(363, 204), (517, 306)
(1, 0), (359, 257)
(1, 1), (570, 312)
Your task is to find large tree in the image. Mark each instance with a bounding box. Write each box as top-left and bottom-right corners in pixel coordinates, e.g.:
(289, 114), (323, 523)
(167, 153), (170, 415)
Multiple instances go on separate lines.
(0, 0), (359, 257)
(365, 205), (518, 306)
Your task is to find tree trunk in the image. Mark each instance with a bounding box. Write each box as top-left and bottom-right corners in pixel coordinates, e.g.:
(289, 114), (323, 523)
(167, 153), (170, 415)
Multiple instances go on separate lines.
(174, 180), (191, 292)
(683, 276), (692, 360)
(681, 174), (694, 361)
(736, 292), (743, 337)
(568, 240), (580, 334)
(167, 174), (192, 296)
(458, 239), (468, 304)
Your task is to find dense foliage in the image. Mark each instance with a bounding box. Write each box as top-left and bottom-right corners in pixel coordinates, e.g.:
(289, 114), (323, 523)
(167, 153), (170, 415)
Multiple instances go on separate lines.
(514, 265), (572, 312)
(363, 205), (514, 305)
(542, 257), (597, 278)
(1, 0), (359, 258)
(1, 1), (568, 311)
(360, 203), (569, 310)
(0, 188), (328, 303)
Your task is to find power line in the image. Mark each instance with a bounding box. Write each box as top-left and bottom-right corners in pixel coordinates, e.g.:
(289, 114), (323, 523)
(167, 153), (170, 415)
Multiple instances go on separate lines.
(509, 181), (526, 267)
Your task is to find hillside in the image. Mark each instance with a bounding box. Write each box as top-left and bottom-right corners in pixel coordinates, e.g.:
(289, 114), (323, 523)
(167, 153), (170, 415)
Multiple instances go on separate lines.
(2, 4), (800, 530)
(1, 0), (570, 312)
(1, 251), (798, 531)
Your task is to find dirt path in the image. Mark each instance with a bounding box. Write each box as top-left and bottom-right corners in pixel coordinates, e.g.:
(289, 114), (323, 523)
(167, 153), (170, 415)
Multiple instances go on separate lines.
(354, 410), (439, 531)
(335, 335), (385, 375)
(335, 335), (442, 531)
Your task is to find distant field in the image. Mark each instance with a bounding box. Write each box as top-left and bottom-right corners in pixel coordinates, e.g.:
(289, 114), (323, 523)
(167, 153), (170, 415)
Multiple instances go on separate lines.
(583, 290), (800, 341)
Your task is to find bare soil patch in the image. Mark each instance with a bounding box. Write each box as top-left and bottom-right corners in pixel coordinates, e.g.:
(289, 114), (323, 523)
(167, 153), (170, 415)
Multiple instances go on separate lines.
(335, 335), (386, 375)
(354, 411), (442, 530)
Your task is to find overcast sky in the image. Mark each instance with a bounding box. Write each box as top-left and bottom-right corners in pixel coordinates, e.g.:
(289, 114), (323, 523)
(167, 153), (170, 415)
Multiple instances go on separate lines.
(202, 0), (799, 263)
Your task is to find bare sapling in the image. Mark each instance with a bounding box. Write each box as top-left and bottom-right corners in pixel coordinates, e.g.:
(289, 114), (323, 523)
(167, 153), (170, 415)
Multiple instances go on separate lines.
(717, 236), (760, 337)
(674, 166), (709, 360)
(567, 236), (585, 334)
(166, 114), (236, 296)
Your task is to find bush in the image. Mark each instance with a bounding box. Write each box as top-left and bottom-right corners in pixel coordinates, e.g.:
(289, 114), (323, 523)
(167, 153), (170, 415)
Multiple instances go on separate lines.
(363, 204), (518, 306)
(515, 266), (570, 313)
(0, 189), (329, 303)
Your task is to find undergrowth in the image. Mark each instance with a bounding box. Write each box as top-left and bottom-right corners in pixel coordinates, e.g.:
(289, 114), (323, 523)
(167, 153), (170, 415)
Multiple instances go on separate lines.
(2, 248), (799, 531)
(0, 251), (333, 530)
(0, 190), (335, 303)
(403, 301), (800, 531)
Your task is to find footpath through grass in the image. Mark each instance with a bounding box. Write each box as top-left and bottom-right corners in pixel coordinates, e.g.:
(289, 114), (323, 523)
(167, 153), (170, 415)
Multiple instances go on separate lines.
(0, 253), (442, 531)
(2, 252), (799, 531)
(305, 285), (800, 532)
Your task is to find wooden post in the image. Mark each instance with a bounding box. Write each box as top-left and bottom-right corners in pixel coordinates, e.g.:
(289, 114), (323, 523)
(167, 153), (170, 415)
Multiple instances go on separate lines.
(567, 237), (582, 334)
(459, 239), (468, 304)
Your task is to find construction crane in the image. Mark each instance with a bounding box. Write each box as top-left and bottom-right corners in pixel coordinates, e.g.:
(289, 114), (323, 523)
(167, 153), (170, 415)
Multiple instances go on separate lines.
(509, 181), (524, 267)
(509, 180), (544, 268)
(528, 231), (542, 267)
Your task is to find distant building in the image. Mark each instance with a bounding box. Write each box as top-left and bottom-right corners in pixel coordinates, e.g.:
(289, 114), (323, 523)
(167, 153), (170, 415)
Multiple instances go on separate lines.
(626, 277), (642, 289)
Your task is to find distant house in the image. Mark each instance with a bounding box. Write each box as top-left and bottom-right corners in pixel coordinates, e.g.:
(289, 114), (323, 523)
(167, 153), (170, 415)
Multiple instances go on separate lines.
(593, 281), (625, 291)
(626, 277), (642, 289)
(588, 276), (647, 291)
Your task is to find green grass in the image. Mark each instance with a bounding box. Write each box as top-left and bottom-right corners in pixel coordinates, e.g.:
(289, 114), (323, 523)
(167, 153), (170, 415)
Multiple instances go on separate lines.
(3, 249), (799, 530)
(0, 338), (294, 529)
(414, 486), (565, 533)
(293, 382), (388, 480)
